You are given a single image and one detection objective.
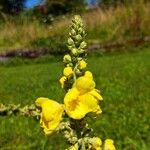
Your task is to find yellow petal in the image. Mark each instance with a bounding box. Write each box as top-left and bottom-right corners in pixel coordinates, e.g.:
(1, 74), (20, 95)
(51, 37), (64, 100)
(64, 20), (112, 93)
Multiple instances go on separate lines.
(84, 71), (93, 79)
(35, 97), (64, 135)
(89, 89), (103, 101)
(79, 93), (102, 114)
(64, 88), (102, 119)
(59, 76), (67, 88)
(75, 76), (95, 94)
(64, 88), (86, 119)
(35, 97), (51, 107)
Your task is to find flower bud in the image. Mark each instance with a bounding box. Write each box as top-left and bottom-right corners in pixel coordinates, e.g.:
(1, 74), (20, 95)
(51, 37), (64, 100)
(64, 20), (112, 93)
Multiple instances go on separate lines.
(104, 139), (116, 150)
(78, 49), (85, 54)
(63, 54), (72, 63)
(79, 60), (87, 69)
(74, 15), (82, 24)
(70, 29), (76, 36)
(80, 41), (87, 49)
(63, 67), (73, 77)
(78, 27), (83, 34)
(67, 63), (73, 67)
(68, 37), (74, 45)
(59, 76), (67, 88)
(77, 57), (82, 61)
(75, 34), (82, 42)
(71, 48), (78, 56)
(75, 69), (81, 75)
(90, 137), (102, 150)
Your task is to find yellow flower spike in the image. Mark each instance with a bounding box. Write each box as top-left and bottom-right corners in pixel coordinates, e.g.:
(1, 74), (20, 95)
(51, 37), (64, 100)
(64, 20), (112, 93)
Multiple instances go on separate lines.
(79, 60), (87, 69)
(35, 97), (64, 135)
(90, 137), (102, 150)
(63, 66), (73, 77)
(104, 139), (116, 150)
(59, 76), (67, 88)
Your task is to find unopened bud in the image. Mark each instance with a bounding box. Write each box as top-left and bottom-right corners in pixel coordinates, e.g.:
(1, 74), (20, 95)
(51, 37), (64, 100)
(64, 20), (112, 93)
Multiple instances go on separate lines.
(74, 15), (82, 24)
(66, 63), (73, 67)
(79, 41), (87, 49)
(75, 69), (81, 75)
(70, 29), (76, 36)
(68, 37), (74, 45)
(75, 34), (82, 42)
(71, 48), (78, 56)
(78, 49), (85, 54)
(63, 54), (72, 63)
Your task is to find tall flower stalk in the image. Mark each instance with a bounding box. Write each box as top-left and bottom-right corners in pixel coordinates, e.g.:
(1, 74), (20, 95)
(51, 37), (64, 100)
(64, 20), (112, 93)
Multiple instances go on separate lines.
(35, 15), (116, 150)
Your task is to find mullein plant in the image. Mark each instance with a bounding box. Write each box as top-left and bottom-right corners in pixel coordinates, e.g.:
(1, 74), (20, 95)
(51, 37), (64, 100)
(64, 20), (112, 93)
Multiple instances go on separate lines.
(35, 15), (116, 150)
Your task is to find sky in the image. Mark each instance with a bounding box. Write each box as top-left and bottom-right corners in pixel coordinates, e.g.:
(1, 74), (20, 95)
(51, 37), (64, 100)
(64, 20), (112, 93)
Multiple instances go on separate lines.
(25, 0), (42, 8)
(25, 0), (98, 9)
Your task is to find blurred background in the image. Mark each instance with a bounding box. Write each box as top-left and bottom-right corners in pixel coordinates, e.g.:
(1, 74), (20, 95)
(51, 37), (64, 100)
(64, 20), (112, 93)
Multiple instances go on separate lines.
(0, 0), (149, 150)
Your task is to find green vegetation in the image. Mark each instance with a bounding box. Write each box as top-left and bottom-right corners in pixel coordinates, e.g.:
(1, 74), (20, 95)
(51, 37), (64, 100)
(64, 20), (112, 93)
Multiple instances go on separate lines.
(0, 46), (149, 149)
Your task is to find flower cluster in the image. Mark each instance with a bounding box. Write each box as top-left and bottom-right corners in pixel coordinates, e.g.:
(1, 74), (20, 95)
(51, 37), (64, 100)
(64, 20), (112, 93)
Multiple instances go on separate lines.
(35, 15), (116, 150)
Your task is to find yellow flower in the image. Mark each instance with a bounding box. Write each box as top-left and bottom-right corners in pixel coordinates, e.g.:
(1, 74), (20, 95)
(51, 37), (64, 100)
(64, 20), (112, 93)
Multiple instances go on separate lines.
(59, 76), (67, 88)
(104, 139), (116, 150)
(64, 72), (103, 119)
(90, 137), (102, 150)
(35, 97), (64, 135)
(79, 60), (87, 69)
(63, 66), (73, 77)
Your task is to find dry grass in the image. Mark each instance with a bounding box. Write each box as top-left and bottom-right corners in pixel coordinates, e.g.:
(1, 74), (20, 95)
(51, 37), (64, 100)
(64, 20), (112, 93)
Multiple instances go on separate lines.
(0, 1), (150, 52)
(84, 2), (150, 43)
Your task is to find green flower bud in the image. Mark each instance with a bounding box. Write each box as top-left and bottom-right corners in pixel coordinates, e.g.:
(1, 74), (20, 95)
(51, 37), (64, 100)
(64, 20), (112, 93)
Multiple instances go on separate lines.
(63, 54), (72, 63)
(78, 49), (85, 54)
(77, 57), (82, 61)
(67, 63), (73, 67)
(68, 45), (74, 51)
(75, 69), (81, 75)
(79, 41), (87, 49)
(68, 37), (74, 45)
(71, 48), (78, 56)
(78, 27), (83, 34)
(75, 34), (82, 42)
(74, 15), (82, 24)
(70, 29), (76, 36)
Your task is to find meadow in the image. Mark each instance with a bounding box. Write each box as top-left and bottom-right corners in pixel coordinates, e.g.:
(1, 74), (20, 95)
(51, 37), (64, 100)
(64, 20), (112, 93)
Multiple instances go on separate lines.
(0, 46), (149, 150)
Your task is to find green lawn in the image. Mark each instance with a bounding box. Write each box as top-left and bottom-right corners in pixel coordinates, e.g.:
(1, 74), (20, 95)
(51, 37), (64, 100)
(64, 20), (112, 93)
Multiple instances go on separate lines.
(0, 46), (150, 150)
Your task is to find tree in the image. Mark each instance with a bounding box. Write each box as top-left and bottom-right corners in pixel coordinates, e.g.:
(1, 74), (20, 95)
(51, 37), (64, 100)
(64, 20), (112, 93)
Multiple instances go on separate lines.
(44, 0), (85, 15)
(0, 0), (25, 14)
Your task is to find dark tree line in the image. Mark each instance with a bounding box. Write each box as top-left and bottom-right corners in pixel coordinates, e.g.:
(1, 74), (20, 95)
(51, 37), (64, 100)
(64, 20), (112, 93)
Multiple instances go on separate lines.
(0, 0), (25, 14)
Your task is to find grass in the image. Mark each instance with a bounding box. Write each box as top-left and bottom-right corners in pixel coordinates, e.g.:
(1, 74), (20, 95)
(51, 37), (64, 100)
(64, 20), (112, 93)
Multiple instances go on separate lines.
(0, 46), (149, 149)
(0, 1), (150, 52)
